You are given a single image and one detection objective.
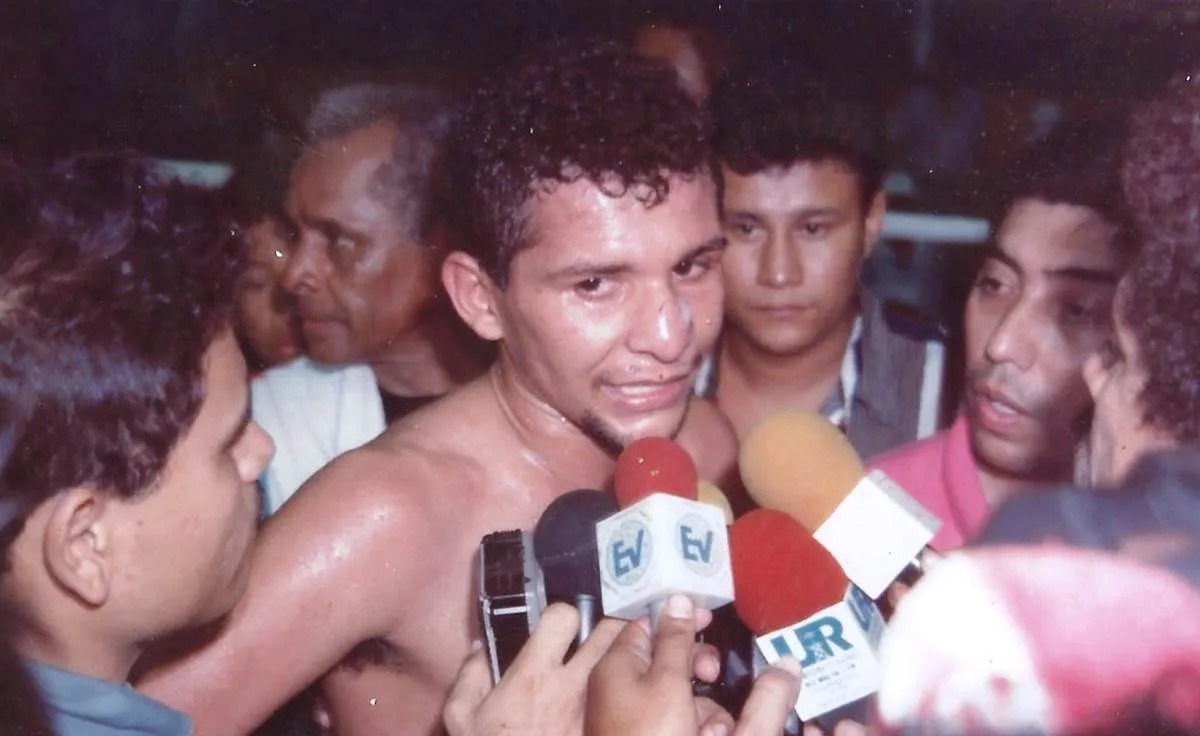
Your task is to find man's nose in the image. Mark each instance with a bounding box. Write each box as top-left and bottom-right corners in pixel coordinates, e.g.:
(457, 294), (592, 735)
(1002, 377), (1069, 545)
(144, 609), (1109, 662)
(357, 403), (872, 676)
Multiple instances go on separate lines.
(627, 283), (693, 363)
(757, 229), (803, 288)
(280, 233), (328, 296)
(983, 299), (1038, 371)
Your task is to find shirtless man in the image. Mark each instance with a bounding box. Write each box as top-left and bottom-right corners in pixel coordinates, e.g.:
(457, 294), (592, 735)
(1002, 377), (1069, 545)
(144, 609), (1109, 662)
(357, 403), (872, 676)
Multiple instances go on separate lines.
(139, 40), (737, 735)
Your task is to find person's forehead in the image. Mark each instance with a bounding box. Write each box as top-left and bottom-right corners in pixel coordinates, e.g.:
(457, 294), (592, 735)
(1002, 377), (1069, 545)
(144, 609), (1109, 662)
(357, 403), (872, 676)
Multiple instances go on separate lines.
(994, 197), (1122, 273)
(722, 161), (861, 211)
(525, 174), (718, 250)
(289, 123), (398, 205)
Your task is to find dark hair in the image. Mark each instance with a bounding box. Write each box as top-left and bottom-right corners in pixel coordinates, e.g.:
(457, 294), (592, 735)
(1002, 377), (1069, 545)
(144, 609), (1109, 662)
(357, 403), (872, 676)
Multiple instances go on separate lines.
(436, 39), (714, 289)
(1118, 73), (1200, 443)
(1119, 240), (1200, 442)
(304, 82), (458, 242)
(0, 153), (241, 569)
(994, 118), (1134, 244)
(711, 63), (885, 207)
(222, 128), (300, 227)
(1122, 71), (1200, 245)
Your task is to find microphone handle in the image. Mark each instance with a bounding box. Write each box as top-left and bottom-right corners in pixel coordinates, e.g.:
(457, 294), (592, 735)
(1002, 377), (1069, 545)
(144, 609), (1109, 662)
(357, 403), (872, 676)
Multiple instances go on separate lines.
(575, 594), (597, 644)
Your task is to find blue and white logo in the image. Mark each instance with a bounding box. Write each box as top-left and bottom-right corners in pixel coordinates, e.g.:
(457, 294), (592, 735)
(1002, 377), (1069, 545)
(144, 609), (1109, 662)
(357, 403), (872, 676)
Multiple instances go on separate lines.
(607, 519), (652, 586)
(676, 514), (719, 577)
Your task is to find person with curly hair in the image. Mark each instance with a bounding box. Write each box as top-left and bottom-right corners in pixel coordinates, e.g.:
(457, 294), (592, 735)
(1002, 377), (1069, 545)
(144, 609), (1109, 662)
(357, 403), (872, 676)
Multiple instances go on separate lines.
(871, 120), (1137, 551)
(138, 40), (740, 735)
(1085, 71), (1200, 486)
(0, 152), (274, 734)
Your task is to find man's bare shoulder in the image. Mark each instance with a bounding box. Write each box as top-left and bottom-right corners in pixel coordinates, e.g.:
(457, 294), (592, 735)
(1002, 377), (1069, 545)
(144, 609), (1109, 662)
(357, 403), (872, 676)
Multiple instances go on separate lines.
(678, 396), (739, 486)
(295, 376), (500, 515)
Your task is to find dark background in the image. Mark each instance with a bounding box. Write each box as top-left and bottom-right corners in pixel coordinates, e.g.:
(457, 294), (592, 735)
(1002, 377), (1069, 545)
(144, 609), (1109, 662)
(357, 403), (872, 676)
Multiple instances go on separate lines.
(2, 0), (1196, 160)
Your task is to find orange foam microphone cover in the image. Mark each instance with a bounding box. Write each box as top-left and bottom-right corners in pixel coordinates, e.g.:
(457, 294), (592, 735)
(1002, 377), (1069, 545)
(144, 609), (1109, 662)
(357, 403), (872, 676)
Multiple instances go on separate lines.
(729, 508), (849, 634)
(738, 410), (865, 531)
(613, 436), (699, 508)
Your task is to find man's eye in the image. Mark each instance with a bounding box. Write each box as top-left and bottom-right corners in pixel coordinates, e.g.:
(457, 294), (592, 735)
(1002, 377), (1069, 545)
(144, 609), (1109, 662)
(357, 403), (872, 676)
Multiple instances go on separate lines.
(727, 221), (759, 238)
(1060, 298), (1107, 326)
(673, 256), (713, 279)
(575, 277), (606, 294)
(802, 221), (829, 237)
(975, 275), (1004, 295)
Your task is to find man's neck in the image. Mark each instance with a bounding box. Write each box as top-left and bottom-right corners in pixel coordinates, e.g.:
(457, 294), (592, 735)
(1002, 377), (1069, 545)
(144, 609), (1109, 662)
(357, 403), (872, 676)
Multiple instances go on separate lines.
(16, 620), (137, 684)
(487, 361), (617, 493)
(370, 309), (487, 397)
(975, 459), (1073, 510)
(719, 309), (857, 400)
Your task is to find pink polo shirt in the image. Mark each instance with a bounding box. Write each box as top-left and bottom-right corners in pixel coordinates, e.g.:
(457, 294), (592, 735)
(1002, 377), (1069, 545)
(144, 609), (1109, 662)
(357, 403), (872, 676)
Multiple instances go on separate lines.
(868, 415), (990, 552)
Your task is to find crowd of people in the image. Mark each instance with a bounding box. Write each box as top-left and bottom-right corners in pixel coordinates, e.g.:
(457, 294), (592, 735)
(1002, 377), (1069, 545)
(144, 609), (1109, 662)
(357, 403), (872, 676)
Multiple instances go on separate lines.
(1, 25), (1197, 736)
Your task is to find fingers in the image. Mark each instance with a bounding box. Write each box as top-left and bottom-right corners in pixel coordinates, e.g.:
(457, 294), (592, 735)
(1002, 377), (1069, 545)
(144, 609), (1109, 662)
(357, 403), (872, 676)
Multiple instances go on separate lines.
(696, 696), (735, 736)
(833, 721), (869, 736)
(648, 594), (701, 682)
(443, 642), (492, 736)
(510, 602), (580, 671)
(691, 641), (722, 684)
(590, 616), (655, 691)
(733, 657), (802, 736)
(566, 616), (624, 676)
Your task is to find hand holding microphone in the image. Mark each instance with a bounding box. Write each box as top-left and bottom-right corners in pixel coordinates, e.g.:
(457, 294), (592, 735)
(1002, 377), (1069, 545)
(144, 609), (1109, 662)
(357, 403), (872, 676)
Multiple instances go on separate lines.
(444, 603), (624, 736)
(587, 593), (802, 736)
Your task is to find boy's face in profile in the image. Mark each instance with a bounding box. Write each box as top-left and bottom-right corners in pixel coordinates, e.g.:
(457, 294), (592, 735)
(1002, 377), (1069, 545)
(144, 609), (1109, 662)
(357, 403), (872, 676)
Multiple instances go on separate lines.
(105, 330), (273, 635)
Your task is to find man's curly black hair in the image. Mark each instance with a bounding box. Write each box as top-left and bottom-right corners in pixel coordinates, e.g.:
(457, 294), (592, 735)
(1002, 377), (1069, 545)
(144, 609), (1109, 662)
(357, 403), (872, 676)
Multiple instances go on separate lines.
(1, 152), (241, 570)
(1119, 71), (1200, 443)
(436, 38), (713, 289)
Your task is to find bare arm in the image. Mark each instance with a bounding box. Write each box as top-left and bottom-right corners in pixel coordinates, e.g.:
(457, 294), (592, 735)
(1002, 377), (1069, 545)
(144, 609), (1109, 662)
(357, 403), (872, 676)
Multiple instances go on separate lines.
(137, 446), (433, 735)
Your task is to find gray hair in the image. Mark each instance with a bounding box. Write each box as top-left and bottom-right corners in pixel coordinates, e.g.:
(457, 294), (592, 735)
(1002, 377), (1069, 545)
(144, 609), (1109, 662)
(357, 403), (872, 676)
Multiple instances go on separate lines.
(304, 82), (458, 241)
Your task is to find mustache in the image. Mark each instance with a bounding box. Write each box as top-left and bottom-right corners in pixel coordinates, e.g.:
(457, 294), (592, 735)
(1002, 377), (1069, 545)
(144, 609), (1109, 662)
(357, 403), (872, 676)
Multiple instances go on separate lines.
(967, 365), (1094, 433)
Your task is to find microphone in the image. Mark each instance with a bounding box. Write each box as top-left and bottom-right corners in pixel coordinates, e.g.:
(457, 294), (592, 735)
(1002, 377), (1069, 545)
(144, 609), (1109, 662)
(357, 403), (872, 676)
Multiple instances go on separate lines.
(613, 436), (699, 506)
(697, 480), (734, 525)
(533, 489), (618, 644)
(740, 410), (941, 599)
(597, 437), (733, 624)
(730, 508), (886, 722)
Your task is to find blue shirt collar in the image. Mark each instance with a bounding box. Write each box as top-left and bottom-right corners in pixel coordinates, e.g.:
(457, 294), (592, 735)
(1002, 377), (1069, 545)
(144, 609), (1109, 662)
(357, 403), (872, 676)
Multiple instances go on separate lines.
(25, 660), (192, 736)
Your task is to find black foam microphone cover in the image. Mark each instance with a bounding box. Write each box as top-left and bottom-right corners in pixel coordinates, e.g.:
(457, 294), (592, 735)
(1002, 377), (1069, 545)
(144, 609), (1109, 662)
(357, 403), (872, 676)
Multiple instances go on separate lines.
(533, 488), (618, 602)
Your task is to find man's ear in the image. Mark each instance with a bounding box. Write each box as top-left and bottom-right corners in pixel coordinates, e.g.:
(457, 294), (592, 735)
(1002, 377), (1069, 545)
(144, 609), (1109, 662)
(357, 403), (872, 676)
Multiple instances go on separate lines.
(442, 251), (505, 342)
(43, 489), (112, 608)
(863, 190), (887, 256)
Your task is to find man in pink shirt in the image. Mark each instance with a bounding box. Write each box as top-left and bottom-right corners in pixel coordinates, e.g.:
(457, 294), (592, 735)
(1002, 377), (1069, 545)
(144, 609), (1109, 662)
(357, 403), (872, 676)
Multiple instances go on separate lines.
(871, 121), (1135, 551)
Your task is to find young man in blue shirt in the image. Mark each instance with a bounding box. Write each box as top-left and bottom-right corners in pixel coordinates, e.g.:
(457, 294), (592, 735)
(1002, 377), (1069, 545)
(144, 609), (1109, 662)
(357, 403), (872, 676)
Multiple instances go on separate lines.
(0, 153), (274, 735)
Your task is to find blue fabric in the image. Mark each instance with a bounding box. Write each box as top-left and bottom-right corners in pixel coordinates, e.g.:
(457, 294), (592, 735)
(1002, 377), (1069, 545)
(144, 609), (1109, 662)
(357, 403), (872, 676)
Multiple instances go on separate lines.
(979, 447), (1200, 590)
(25, 660), (192, 736)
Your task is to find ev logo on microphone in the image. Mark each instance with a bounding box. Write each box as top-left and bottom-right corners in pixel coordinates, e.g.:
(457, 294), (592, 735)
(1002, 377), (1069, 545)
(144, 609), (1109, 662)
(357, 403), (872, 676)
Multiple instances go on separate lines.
(596, 493), (734, 620)
(677, 514), (718, 577)
(607, 519), (652, 586)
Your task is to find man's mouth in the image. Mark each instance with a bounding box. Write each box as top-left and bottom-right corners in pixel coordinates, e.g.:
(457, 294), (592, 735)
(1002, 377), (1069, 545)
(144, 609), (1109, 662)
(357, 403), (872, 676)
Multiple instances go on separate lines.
(603, 374), (693, 412)
(971, 382), (1031, 433)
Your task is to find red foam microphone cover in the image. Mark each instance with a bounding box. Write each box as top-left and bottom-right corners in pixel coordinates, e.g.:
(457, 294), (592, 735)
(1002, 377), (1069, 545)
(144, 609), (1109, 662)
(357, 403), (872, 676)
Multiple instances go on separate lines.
(613, 436), (699, 507)
(730, 508), (849, 635)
